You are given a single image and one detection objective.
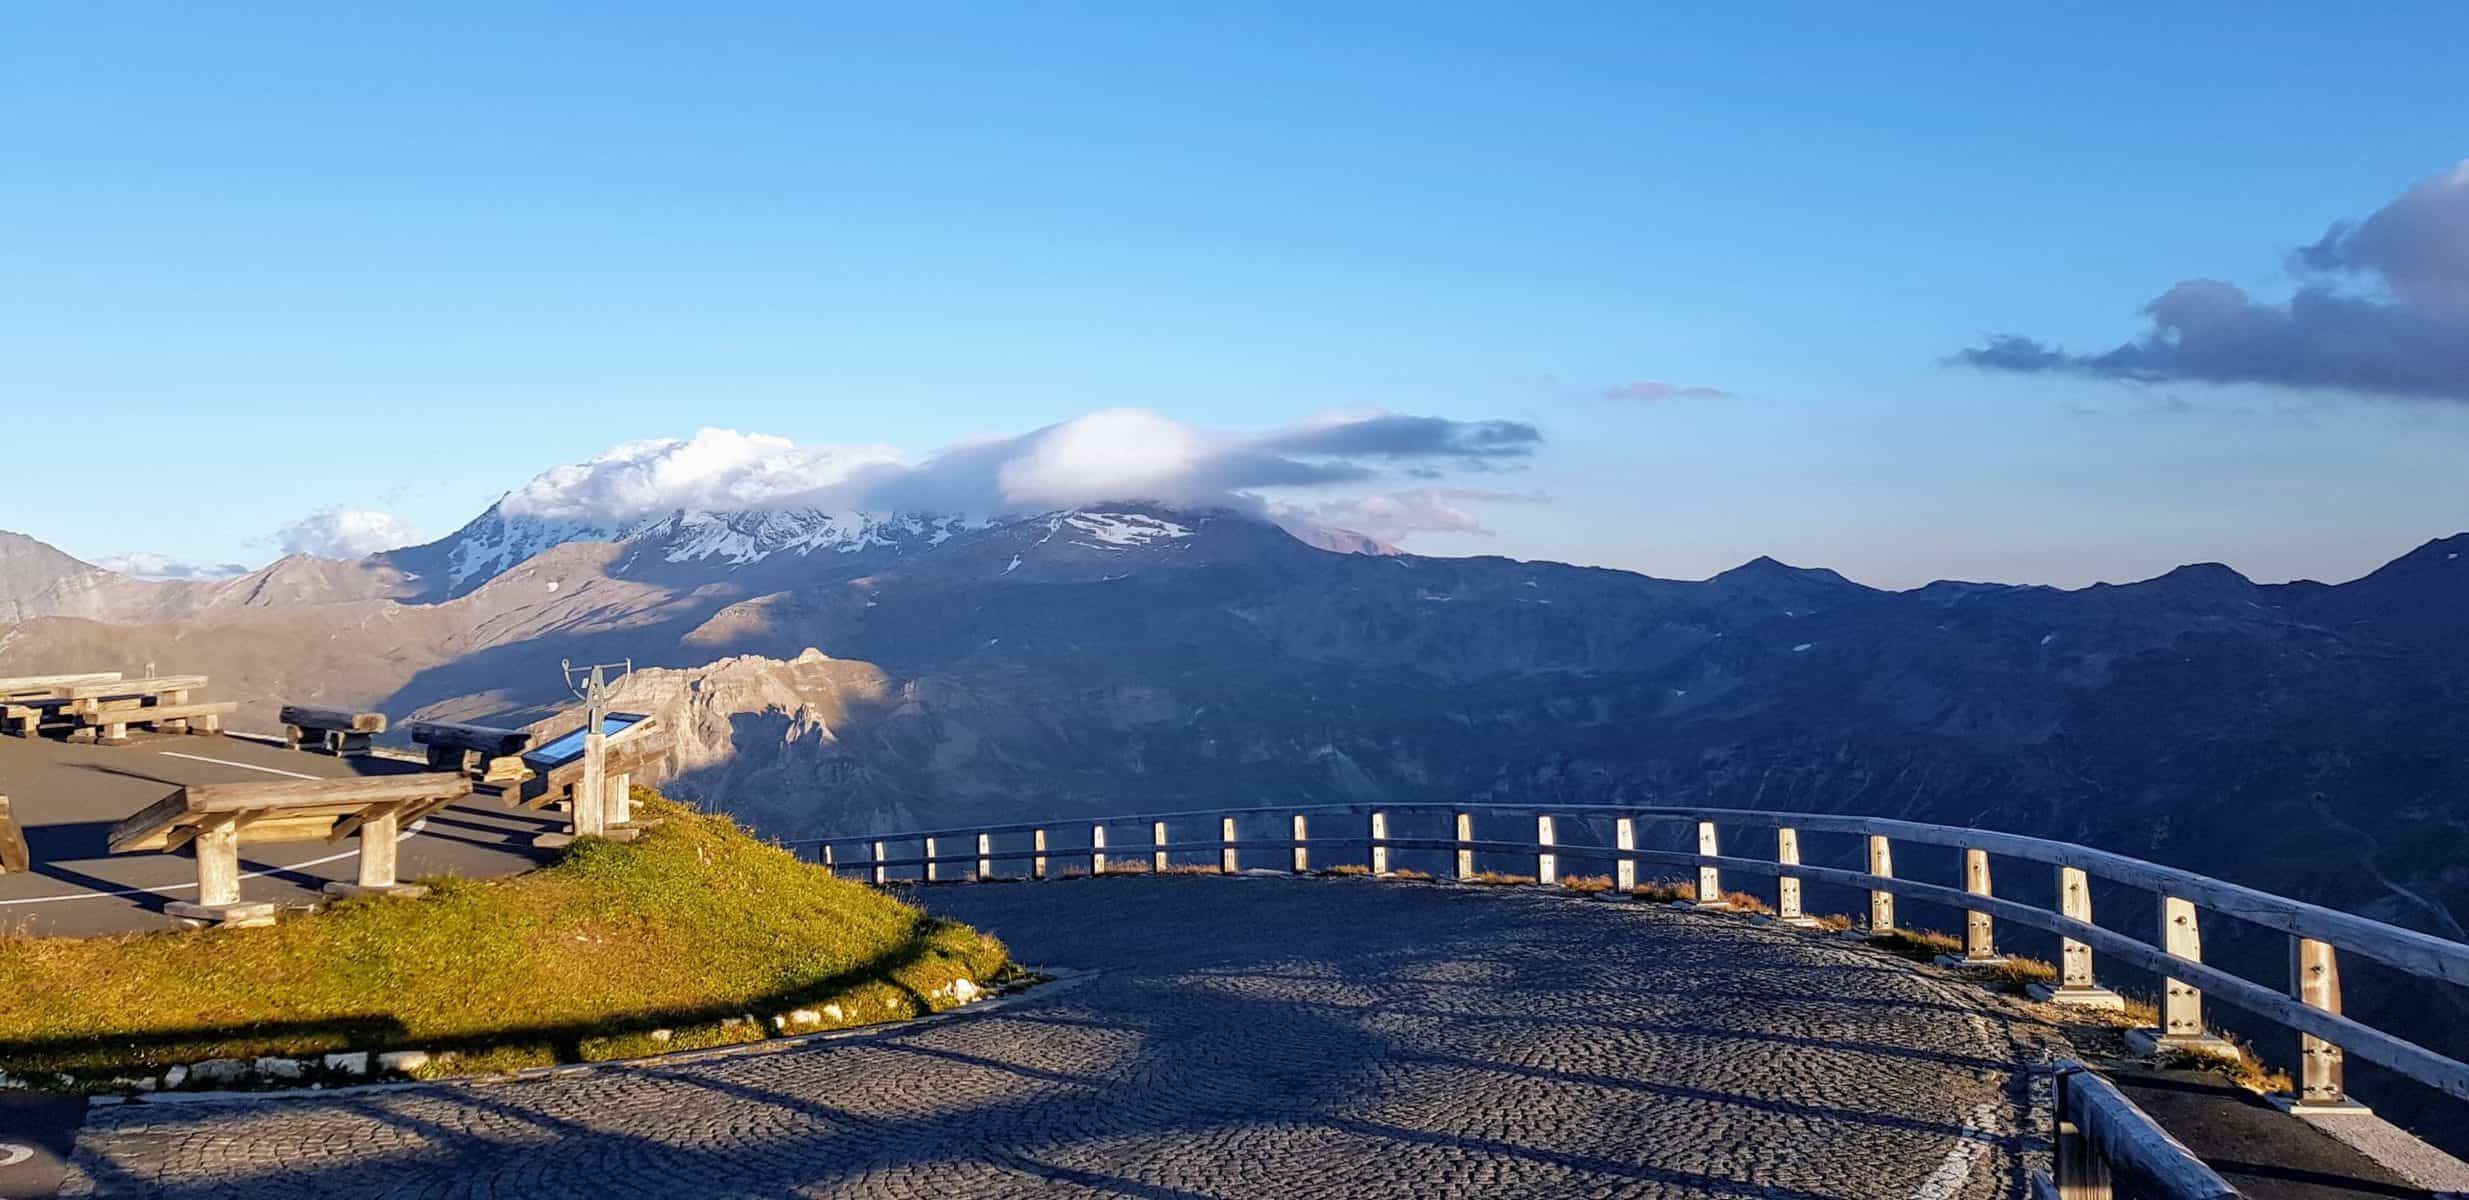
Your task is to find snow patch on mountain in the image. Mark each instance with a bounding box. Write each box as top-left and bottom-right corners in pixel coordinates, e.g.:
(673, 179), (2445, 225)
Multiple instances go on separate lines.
(1062, 512), (1194, 549)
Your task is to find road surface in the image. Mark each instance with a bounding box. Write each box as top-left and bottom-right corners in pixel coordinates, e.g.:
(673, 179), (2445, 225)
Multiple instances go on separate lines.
(52, 876), (2064, 1197)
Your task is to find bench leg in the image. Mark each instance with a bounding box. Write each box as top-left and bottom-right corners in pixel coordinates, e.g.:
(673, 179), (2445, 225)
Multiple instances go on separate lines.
(336, 732), (372, 756)
(166, 817), (275, 927)
(325, 804), (427, 900)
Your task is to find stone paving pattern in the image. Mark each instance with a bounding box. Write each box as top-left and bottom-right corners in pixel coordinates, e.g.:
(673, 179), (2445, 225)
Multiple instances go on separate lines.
(62, 876), (2065, 1198)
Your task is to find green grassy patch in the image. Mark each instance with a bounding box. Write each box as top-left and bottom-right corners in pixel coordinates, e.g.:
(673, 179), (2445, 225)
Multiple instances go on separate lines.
(0, 793), (1008, 1088)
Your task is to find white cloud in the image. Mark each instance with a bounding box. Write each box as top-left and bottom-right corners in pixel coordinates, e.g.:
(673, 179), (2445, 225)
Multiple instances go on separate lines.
(275, 509), (421, 560)
(496, 410), (1543, 525)
(94, 552), (251, 581)
(1298, 487), (1551, 542)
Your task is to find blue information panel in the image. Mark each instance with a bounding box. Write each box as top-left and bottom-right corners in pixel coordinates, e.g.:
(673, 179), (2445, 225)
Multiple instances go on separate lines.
(523, 712), (648, 770)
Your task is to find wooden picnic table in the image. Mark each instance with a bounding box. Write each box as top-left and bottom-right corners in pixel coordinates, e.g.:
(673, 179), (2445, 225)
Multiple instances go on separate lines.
(1, 674), (230, 743)
(107, 773), (474, 925)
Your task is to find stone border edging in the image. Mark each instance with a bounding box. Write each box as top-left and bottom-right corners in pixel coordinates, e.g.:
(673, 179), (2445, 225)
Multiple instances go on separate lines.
(84, 969), (1090, 1110)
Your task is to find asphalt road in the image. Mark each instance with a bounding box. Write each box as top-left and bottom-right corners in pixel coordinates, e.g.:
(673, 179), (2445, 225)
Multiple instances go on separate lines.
(52, 877), (2068, 1198)
(0, 731), (560, 937)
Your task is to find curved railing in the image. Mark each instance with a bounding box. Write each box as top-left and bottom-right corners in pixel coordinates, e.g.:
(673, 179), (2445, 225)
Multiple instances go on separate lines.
(786, 801), (2469, 1117)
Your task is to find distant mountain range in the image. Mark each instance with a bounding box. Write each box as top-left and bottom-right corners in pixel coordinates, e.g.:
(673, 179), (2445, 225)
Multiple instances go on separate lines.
(4, 498), (2467, 1129)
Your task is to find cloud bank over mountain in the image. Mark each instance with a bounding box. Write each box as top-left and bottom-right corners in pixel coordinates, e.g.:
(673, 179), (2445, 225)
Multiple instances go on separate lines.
(496, 408), (1543, 542)
(90, 552), (253, 581)
(275, 509), (422, 559)
(1954, 160), (2469, 402)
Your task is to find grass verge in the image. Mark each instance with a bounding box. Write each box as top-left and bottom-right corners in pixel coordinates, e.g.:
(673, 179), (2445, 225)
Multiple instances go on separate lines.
(0, 792), (1009, 1089)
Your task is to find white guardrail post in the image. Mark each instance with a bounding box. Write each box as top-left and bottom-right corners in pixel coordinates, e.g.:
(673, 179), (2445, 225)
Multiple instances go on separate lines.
(1033, 828), (1048, 880)
(2288, 937), (2355, 1112)
(1455, 811), (1473, 880)
(1291, 813), (1308, 874)
(922, 836), (938, 883)
(1866, 834), (1894, 932)
(1536, 814), (1556, 883)
(1370, 810), (1388, 876)
(1091, 824), (1107, 875)
(1220, 816), (1237, 874)
(978, 832), (992, 880)
(1153, 821), (1168, 874)
(1775, 826), (1819, 927)
(1615, 817), (1636, 892)
(1961, 848), (2001, 964)
(1693, 820), (1727, 909)
(2134, 894), (2235, 1059)
(2035, 866), (2124, 1010)
(872, 840), (886, 887)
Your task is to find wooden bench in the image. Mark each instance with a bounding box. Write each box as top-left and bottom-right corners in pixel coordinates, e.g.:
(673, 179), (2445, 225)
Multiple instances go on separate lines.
(107, 773), (473, 925)
(280, 705), (387, 756)
(406, 720), (536, 785)
(0, 795), (27, 876)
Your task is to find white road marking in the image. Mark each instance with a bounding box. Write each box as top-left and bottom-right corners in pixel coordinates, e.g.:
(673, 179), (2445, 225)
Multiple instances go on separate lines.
(155, 751), (322, 780)
(0, 821), (426, 906)
(1910, 1011), (2006, 1200)
(0, 1142), (33, 1167)
(1911, 1100), (2002, 1200)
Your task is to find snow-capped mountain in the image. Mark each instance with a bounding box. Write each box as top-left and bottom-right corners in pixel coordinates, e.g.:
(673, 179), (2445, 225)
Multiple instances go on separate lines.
(380, 498), (1277, 600)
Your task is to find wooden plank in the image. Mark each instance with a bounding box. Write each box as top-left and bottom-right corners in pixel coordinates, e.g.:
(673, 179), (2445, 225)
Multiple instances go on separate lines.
(278, 705), (387, 734)
(109, 774), (472, 853)
(406, 719), (533, 756)
(81, 701), (236, 726)
(59, 675), (207, 701)
(0, 672), (123, 698)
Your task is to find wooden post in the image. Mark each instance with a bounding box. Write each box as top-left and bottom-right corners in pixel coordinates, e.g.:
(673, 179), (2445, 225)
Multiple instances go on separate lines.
(1220, 816), (1237, 874)
(357, 804), (400, 888)
(2290, 937), (2351, 1109)
(923, 835), (939, 883)
(1153, 820), (1168, 873)
(872, 840), (887, 886)
(1962, 848), (2000, 962)
(1032, 828), (1048, 880)
(1291, 813), (1308, 874)
(1615, 817), (1636, 893)
(978, 832), (993, 880)
(1369, 811), (1388, 875)
(1867, 834), (1895, 932)
(2031, 866), (2123, 1007)
(1693, 820), (1727, 908)
(822, 843), (835, 875)
(1092, 824), (1107, 875)
(194, 815), (240, 906)
(1776, 827), (1812, 926)
(606, 772), (632, 827)
(575, 729), (607, 838)
(2144, 893), (2224, 1052)
(1536, 814), (1557, 883)
(1454, 811), (1474, 880)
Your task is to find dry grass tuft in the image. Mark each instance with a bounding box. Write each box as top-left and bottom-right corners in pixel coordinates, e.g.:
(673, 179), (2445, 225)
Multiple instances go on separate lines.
(1867, 926), (1964, 962)
(1559, 875), (1615, 894)
(1465, 871), (1537, 887)
(1390, 868), (1433, 882)
(1158, 864), (1224, 876)
(1808, 913), (1856, 932)
(1981, 956), (2060, 990)
(1630, 878), (1698, 903)
(1720, 890), (1771, 915)
(1319, 864), (1373, 877)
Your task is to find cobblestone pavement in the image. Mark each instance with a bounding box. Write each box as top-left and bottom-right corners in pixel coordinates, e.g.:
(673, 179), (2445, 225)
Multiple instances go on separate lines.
(61, 877), (2064, 1198)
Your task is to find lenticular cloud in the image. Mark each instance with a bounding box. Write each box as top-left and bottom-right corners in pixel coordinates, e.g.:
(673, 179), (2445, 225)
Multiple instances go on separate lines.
(496, 409), (1543, 528)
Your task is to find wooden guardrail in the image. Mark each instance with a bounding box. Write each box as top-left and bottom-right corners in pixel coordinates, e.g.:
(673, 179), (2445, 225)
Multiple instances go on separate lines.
(791, 801), (2469, 1121)
(2035, 1062), (2237, 1200)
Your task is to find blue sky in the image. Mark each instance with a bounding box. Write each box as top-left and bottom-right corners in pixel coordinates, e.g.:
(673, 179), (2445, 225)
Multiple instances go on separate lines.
(4, 4), (2465, 588)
